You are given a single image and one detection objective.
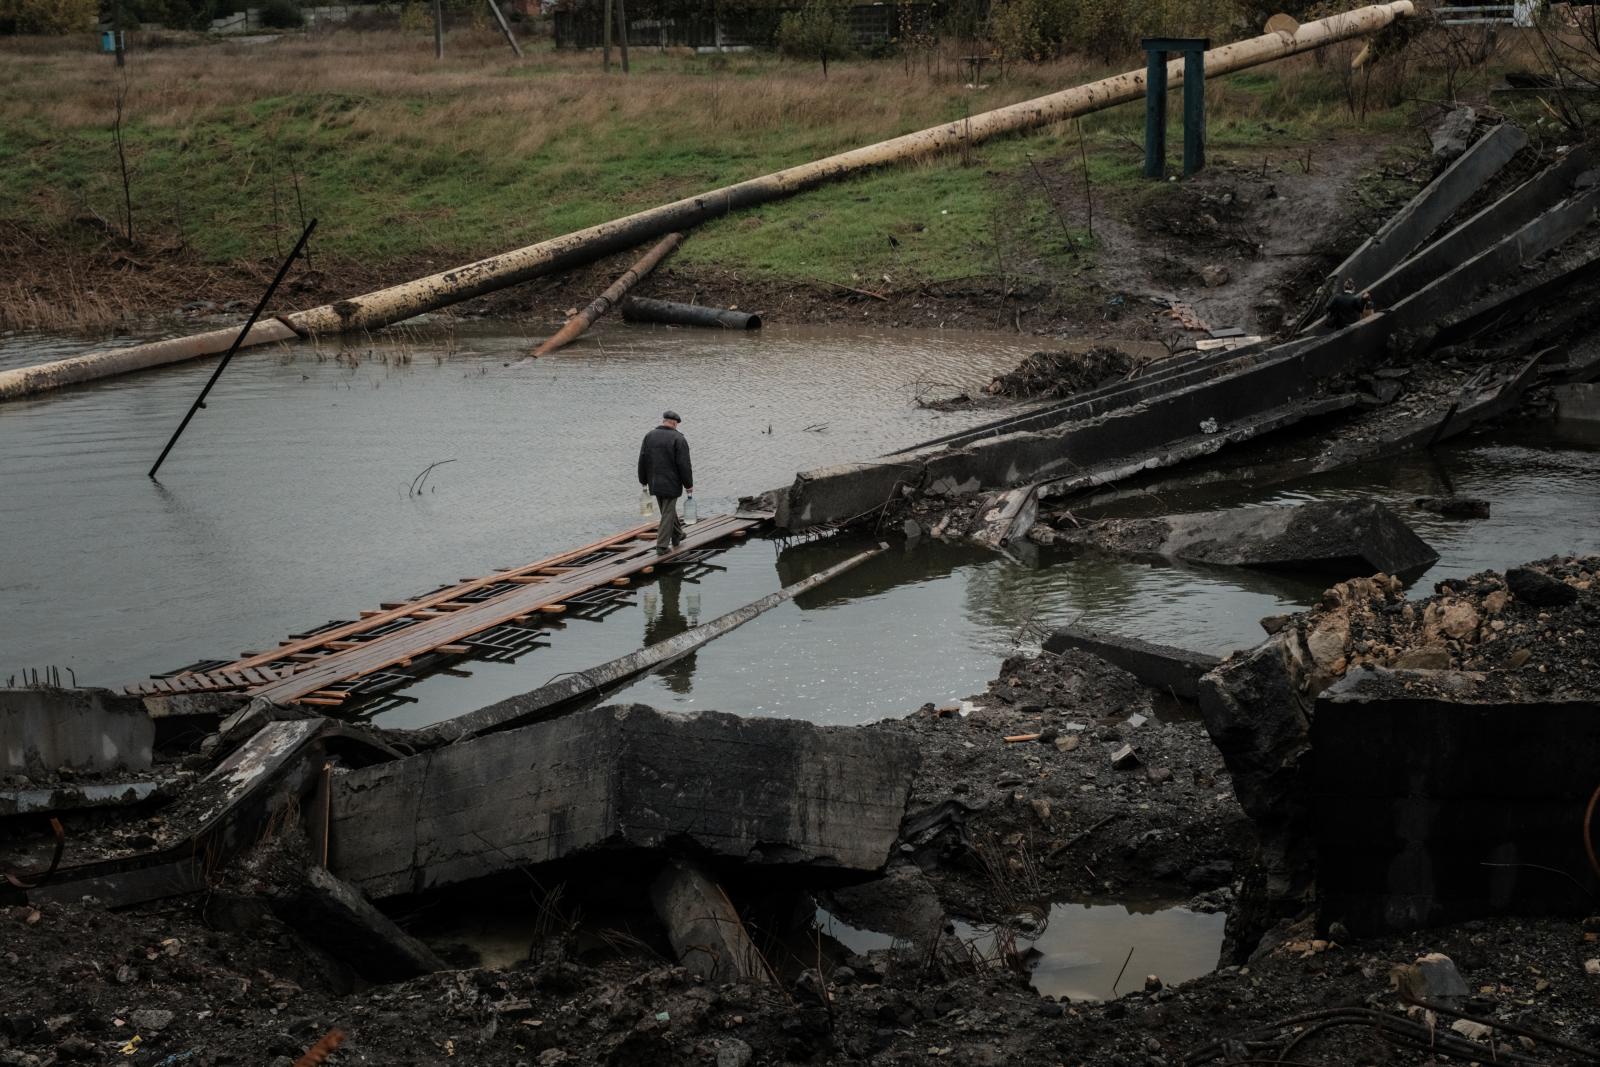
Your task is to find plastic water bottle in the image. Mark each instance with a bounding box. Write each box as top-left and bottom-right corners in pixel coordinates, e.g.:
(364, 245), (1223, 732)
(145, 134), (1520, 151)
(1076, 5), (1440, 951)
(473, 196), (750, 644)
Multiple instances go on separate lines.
(683, 494), (698, 525)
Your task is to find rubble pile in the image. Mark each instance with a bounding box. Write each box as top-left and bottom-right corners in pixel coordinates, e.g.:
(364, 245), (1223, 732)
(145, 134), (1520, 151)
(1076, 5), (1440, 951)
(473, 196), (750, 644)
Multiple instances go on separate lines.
(4, 892), (1598, 1065)
(983, 346), (1138, 400)
(881, 649), (1251, 918)
(1284, 555), (1599, 698)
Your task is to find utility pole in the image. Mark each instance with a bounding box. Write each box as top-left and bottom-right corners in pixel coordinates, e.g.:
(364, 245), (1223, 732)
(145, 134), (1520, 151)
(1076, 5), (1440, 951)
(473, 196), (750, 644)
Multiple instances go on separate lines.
(433, 0), (444, 59)
(615, 0), (629, 72)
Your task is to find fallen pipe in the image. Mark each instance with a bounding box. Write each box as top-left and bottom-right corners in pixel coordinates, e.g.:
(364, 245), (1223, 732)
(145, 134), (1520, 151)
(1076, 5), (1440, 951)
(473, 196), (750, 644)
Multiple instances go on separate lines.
(416, 541), (888, 744)
(0, 0), (1416, 402)
(621, 296), (762, 330)
(532, 232), (683, 356)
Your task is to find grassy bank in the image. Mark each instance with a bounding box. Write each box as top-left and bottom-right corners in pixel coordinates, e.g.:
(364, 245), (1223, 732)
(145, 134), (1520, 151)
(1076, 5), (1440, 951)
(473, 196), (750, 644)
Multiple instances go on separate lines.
(0, 27), (1455, 329)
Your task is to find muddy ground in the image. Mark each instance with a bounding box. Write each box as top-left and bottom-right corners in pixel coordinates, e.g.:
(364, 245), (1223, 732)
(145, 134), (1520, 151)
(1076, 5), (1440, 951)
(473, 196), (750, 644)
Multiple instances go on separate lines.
(6, 621), (1600, 1066)
(7, 112), (1600, 1066)
(6, 564), (1600, 1066)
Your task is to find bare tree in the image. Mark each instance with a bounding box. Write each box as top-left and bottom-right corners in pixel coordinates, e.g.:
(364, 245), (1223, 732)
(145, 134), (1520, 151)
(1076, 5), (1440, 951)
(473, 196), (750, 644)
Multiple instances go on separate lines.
(1530, 2), (1600, 134)
(111, 74), (134, 243)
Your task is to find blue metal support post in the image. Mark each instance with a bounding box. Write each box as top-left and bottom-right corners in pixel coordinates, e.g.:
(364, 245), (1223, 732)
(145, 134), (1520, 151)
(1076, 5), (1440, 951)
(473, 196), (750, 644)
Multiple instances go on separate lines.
(1142, 38), (1209, 179)
(1183, 48), (1206, 175)
(1143, 49), (1168, 179)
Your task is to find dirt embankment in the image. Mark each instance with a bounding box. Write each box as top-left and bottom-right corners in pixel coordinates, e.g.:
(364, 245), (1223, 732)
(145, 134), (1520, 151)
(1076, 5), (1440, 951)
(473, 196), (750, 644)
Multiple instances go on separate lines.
(2, 138), (1405, 345)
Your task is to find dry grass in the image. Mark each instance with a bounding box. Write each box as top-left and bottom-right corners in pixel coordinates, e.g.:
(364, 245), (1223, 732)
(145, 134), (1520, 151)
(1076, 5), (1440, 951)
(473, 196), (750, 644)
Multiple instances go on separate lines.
(0, 21), (1502, 331)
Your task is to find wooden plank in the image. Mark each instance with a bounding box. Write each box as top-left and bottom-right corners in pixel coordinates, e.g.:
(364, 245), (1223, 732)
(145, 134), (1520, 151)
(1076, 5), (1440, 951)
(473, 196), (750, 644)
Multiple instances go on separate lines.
(250, 515), (755, 705)
(437, 644), (471, 654)
(198, 522), (659, 673)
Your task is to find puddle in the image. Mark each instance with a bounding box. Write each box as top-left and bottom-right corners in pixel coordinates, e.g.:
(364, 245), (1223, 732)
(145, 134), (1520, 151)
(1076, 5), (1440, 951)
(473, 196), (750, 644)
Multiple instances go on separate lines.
(815, 906), (900, 956)
(958, 901), (1227, 1002)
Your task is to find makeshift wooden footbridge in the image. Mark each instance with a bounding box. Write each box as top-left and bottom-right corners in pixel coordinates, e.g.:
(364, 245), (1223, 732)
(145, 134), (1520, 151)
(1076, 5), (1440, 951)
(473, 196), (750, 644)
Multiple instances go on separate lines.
(124, 513), (765, 711)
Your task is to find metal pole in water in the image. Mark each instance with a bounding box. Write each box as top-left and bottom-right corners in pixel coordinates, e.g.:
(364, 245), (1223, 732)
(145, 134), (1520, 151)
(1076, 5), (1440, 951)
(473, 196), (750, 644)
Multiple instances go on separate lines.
(147, 219), (316, 480)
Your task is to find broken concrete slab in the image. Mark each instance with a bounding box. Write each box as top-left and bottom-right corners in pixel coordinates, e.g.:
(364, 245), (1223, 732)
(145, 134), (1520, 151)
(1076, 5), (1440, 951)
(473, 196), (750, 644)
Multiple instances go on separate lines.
(776, 460), (923, 530)
(1196, 631), (1318, 909)
(329, 704), (919, 901)
(1428, 107), (1477, 164)
(1554, 382), (1600, 427)
(267, 865), (446, 982)
(25, 719), (398, 908)
(650, 858), (773, 985)
(1052, 500), (1438, 579)
(1310, 666), (1600, 934)
(0, 779), (170, 817)
(1320, 123), (1527, 301)
(1042, 626), (1220, 701)
(1369, 147), (1591, 310)
(2, 686), (154, 775)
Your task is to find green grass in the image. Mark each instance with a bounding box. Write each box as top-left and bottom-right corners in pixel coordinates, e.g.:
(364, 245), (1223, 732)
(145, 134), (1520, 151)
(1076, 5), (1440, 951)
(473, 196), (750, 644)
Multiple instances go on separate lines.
(0, 32), (1435, 289)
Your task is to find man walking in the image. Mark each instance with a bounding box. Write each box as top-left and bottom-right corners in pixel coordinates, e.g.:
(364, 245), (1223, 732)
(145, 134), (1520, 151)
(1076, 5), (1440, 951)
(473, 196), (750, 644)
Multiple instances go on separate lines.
(1326, 277), (1373, 329)
(638, 410), (694, 554)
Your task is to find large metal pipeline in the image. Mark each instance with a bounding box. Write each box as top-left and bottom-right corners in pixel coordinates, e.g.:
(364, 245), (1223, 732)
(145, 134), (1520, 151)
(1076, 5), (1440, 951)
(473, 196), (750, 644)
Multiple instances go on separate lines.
(0, 0), (1414, 403)
(621, 297), (762, 330)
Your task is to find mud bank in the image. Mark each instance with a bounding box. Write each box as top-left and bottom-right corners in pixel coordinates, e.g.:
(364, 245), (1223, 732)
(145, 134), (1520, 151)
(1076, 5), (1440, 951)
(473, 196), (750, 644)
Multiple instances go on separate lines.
(5, 558), (1600, 1066)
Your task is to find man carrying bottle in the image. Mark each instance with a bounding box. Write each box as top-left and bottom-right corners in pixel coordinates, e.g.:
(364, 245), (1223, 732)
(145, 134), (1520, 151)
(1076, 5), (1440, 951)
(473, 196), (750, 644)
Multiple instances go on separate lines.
(638, 410), (694, 554)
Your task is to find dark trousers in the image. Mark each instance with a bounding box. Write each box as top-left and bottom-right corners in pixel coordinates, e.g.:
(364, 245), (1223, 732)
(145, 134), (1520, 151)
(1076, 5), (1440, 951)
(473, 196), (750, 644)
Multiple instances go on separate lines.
(656, 496), (683, 550)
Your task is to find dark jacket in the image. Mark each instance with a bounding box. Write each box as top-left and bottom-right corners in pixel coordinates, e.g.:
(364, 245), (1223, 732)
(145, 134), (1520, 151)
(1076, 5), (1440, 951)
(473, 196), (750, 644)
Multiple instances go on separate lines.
(638, 425), (693, 499)
(1327, 291), (1368, 328)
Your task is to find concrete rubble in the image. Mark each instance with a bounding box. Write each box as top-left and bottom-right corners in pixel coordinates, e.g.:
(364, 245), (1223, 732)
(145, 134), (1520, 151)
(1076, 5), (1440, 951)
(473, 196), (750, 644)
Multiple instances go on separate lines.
(1033, 499), (1439, 578)
(744, 123), (1600, 547)
(328, 703), (918, 900)
(2, 686), (154, 775)
(6, 109), (1600, 1067)
(1196, 555), (1600, 941)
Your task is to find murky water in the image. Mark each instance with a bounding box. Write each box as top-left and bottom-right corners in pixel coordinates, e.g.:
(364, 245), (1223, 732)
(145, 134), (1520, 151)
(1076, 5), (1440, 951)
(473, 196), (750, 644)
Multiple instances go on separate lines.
(2, 320), (1597, 728)
(957, 902), (1227, 1002)
(0, 322), (1038, 687)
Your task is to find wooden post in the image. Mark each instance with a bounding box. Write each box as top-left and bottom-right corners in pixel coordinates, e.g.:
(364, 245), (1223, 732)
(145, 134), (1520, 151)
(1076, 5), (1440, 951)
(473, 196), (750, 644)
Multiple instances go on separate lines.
(1143, 46), (1167, 179)
(433, 0), (444, 58)
(603, 0), (612, 71)
(616, 0), (630, 73)
(486, 0), (523, 57)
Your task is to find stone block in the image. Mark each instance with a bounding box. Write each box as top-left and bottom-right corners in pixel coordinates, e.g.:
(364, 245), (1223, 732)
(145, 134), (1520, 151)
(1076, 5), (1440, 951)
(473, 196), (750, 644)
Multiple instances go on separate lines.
(329, 704), (919, 900)
(1, 687), (153, 775)
(268, 865), (446, 982)
(1311, 667), (1600, 934)
(1043, 625), (1220, 700)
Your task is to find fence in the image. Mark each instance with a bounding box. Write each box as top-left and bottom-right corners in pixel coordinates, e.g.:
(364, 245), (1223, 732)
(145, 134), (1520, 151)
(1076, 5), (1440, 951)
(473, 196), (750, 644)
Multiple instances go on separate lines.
(1436, 0), (1537, 25)
(210, 2), (398, 33)
(552, 2), (936, 50)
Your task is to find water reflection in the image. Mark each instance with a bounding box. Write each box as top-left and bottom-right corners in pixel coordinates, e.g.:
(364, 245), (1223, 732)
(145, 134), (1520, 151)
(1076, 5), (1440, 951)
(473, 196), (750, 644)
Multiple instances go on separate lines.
(641, 570), (701, 694)
(957, 901), (1226, 1002)
(0, 322), (1038, 686)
